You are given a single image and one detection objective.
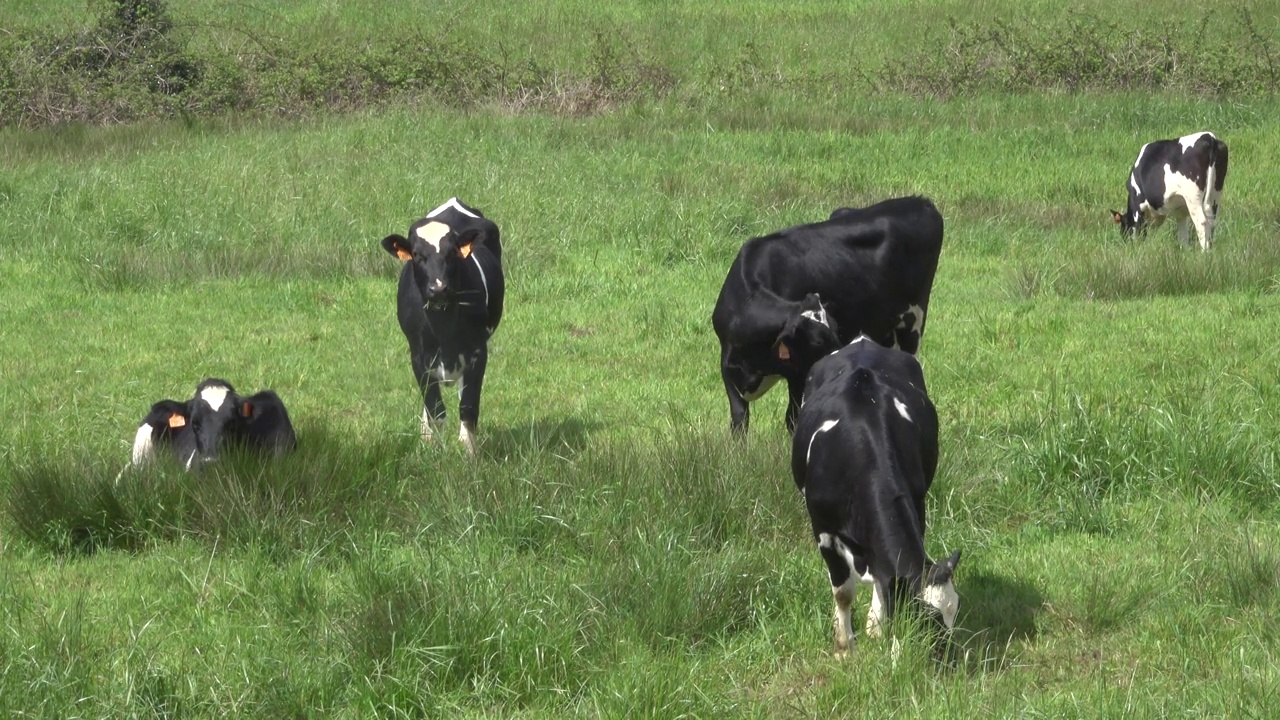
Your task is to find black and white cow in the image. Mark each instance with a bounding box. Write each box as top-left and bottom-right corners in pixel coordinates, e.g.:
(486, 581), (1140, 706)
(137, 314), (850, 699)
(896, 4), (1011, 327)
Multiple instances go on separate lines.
(1111, 131), (1228, 251)
(131, 398), (196, 466)
(130, 379), (297, 469)
(792, 336), (960, 655)
(712, 196), (944, 434)
(381, 197), (504, 454)
(238, 390), (298, 457)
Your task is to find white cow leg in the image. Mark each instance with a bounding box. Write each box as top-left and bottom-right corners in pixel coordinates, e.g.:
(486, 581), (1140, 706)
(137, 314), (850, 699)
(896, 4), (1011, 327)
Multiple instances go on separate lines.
(458, 421), (477, 456)
(1176, 217), (1192, 247)
(1187, 203), (1211, 251)
(421, 408), (441, 443)
(866, 581), (888, 639)
(832, 577), (858, 657)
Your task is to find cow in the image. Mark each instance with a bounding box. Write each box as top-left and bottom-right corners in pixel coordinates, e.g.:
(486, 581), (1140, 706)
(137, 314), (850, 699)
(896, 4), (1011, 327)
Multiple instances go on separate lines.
(238, 390), (298, 457)
(1111, 131), (1228, 251)
(131, 398), (196, 466)
(792, 336), (960, 656)
(130, 379), (297, 469)
(712, 196), (944, 434)
(380, 197), (504, 455)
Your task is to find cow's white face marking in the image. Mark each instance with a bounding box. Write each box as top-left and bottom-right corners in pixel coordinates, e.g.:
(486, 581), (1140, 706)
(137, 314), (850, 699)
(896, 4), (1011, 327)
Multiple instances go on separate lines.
(806, 419), (840, 465)
(742, 374), (779, 402)
(459, 421), (477, 456)
(1178, 131), (1211, 152)
(922, 579), (960, 630)
(893, 397), (912, 421)
(426, 197), (479, 219)
(131, 425), (155, 465)
(199, 385), (230, 412)
(414, 221), (450, 252)
(800, 301), (829, 328)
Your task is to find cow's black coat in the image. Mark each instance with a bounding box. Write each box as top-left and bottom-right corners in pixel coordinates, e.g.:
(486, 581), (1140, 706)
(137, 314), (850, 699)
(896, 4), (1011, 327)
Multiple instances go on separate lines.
(381, 198), (505, 453)
(791, 337), (958, 651)
(712, 196), (944, 433)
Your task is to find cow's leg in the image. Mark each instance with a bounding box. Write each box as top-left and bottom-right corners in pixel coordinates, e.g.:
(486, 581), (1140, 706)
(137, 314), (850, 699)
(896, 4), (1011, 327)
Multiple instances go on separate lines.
(785, 377), (804, 433)
(721, 349), (750, 435)
(1187, 200), (1211, 251)
(1176, 216), (1192, 247)
(457, 349), (488, 456)
(866, 580), (887, 638)
(819, 533), (859, 656)
(832, 576), (858, 657)
(411, 348), (445, 442)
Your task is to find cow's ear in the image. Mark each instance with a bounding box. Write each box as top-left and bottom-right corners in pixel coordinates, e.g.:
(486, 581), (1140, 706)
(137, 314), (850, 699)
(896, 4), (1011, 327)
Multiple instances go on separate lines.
(928, 549), (961, 584)
(1110, 210), (1123, 225)
(167, 412), (187, 429)
(381, 234), (414, 261)
(240, 401), (254, 418)
(456, 228), (482, 259)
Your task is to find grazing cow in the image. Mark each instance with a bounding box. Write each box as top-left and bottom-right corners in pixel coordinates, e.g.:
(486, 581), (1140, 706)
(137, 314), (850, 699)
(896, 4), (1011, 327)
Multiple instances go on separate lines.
(1111, 131), (1228, 251)
(380, 197), (504, 454)
(712, 196), (944, 433)
(792, 336), (960, 655)
(130, 379), (297, 469)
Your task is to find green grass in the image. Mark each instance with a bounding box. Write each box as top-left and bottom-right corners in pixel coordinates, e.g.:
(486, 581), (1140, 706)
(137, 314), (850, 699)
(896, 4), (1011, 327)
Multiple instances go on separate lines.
(4, 4), (1280, 716)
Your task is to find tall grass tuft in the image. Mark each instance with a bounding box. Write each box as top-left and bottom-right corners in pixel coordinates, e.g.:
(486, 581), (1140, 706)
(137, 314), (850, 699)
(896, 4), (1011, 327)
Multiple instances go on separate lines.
(1024, 233), (1280, 300)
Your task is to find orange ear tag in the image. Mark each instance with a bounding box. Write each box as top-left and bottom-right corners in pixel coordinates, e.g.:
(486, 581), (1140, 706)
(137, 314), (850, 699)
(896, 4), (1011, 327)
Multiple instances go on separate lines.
(168, 413), (187, 429)
(241, 402), (254, 417)
(777, 343), (791, 360)
(396, 248), (413, 261)
(459, 244), (472, 259)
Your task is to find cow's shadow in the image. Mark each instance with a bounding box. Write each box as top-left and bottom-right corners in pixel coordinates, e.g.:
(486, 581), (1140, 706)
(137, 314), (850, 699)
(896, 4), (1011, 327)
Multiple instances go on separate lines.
(481, 416), (600, 461)
(946, 570), (1044, 671)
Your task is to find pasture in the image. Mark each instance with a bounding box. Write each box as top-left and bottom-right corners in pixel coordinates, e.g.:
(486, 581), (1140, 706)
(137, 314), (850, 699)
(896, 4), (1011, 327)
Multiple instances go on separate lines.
(3, 2), (1280, 717)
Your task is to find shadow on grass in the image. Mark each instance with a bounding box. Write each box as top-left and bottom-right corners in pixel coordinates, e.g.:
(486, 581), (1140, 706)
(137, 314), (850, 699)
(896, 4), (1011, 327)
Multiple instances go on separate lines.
(949, 570), (1043, 671)
(480, 416), (602, 461)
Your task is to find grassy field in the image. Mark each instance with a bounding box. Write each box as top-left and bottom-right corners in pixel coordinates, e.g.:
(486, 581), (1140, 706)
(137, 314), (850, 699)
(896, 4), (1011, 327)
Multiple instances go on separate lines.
(3, 3), (1280, 718)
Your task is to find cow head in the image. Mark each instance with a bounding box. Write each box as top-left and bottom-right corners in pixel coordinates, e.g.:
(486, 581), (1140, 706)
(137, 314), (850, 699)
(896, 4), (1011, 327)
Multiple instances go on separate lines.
(132, 399), (192, 465)
(774, 294), (841, 366)
(383, 220), (484, 310)
(184, 378), (243, 469)
(921, 549), (962, 631)
(1110, 208), (1142, 237)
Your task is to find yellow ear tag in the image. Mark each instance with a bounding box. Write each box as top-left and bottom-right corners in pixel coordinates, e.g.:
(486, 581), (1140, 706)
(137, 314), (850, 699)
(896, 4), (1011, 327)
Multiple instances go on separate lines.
(777, 343), (791, 360)
(168, 414), (186, 429)
(395, 248), (413, 261)
(459, 244), (472, 259)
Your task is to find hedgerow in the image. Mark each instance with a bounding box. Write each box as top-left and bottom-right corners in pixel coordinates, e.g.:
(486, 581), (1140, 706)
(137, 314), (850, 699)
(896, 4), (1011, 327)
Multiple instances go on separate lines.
(2, 1), (1278, 127)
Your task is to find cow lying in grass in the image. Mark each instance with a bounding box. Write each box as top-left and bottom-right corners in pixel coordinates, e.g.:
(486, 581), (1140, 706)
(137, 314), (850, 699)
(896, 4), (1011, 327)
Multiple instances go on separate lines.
(131, 378), (296, 469)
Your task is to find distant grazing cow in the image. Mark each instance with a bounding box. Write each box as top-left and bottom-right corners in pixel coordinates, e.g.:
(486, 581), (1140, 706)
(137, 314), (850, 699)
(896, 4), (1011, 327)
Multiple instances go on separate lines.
(792, 336), (960, 655)
(712, 196), (944, 434)
(130, 379), (297, 469)
(381, 197), (504, 454)
(1111, 131), (1228, 251)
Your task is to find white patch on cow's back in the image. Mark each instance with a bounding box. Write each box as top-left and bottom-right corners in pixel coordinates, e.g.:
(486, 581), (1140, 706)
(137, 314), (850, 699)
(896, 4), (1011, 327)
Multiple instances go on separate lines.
(131, 425), (155, 465)
(1179, 131), (1211, 152)
(806, 419), (840, 465)
(922, 579), (960, 630)
(893, 397), (912, 421)
(414, 221), (450, 251)
(199, 385), (230, 412)
(742, 374), (779, 402)
(426, 197), (478, 219)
